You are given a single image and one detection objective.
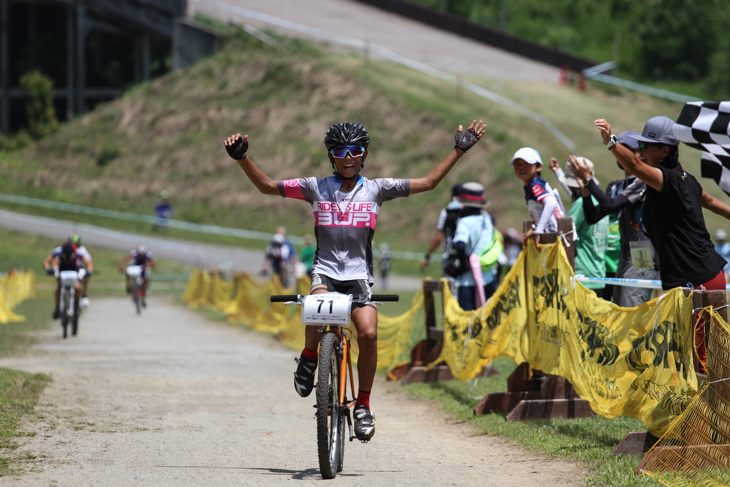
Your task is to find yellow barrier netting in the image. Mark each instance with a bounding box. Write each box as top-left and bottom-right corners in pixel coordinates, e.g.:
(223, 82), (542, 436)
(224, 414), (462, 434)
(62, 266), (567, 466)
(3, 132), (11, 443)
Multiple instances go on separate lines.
(640, 307), (730, 486)
(182, 269), (425, 375)
(435, 241), (700, 436)
(0, 270), (35, 323)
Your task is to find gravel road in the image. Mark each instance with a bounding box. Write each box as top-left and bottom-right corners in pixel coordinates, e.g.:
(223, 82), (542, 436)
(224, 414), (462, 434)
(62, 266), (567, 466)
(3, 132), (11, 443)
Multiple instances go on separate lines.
(0, 297), (587, 486)
(189, 0), (561, 81)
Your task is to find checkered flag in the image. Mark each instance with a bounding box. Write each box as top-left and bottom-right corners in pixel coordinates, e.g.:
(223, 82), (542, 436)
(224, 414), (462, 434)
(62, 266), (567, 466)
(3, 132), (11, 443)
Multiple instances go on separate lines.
(673, 101), (730, 196)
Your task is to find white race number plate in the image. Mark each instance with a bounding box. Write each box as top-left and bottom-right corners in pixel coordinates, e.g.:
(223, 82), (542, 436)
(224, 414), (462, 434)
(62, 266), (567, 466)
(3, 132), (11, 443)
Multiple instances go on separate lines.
(301, 293), (352, 326)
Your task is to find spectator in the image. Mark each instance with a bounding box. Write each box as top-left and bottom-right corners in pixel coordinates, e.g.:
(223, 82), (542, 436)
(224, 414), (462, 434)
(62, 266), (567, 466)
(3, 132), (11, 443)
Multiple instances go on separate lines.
(714, 229), (730, 282)
(452, 183), (498, 310)
(276, 226), (298, 272)
(511, 147), (566, 245)
(559, 156), (609, 293)
(420, 183), (462, 276)
(572, 131), (660, 307)
(153, 190), (173, 233)
(379, 243), (392, 289)
(299, 235), (316, 277)
(262, 233), (294, 287)
(594, 116), (730, 377)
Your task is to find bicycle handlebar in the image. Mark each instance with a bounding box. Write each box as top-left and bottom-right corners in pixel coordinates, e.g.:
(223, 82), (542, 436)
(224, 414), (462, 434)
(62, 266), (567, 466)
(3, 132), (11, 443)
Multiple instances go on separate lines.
(270, 294), (300, 302)
(269, 294), (400, 303)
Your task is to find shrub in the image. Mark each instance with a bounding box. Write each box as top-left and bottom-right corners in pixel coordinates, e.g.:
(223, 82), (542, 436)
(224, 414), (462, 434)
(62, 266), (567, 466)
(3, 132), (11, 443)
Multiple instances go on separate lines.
(20, 70), (59, 138)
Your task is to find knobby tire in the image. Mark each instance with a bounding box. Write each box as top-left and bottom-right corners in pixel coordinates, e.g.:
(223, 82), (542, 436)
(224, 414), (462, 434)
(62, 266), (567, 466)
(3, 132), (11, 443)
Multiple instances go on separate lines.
(131, 281), (141, 315)
(60, 288), (70, 339)
(317, 332), (344, 479)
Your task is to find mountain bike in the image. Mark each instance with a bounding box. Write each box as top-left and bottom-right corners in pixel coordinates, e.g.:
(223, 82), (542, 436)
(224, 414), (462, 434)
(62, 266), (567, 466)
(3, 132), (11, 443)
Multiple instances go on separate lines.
(126, 265), (145, 314)
(58, 269), (82, 338)
(270, 292), (399, 479)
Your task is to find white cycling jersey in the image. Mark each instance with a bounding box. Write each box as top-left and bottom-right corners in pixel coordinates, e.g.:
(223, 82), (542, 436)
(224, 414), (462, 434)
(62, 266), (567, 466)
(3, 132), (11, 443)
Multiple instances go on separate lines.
(52, 245), (92, 261)
(279, 175), (410, 284)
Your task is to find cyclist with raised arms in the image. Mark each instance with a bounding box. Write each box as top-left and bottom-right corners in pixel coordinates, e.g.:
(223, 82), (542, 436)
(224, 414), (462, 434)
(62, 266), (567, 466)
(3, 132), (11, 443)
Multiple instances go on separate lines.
(224, 120), (485, 442)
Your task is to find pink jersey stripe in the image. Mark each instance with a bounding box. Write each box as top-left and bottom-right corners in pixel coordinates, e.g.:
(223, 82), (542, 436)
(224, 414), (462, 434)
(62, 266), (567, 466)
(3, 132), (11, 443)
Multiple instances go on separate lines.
(281, 179), (306, 200)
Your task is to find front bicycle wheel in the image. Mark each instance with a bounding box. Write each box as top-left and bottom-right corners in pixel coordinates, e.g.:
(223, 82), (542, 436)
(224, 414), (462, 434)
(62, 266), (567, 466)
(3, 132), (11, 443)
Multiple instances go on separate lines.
(60, 290), (69, 339)
(317, 332), (343, 479)
(131, 281), (141, 314)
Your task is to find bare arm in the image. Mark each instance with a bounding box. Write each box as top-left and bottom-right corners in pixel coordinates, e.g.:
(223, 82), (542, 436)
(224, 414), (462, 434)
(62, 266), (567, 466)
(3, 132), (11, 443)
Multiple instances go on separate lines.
(118, 253), (132, 272)
(224, 134), (279, 195)
(702, 190), (730, 220)
(594, 119), (664, 192)
(409, 121), (486, 194)
(83, 256), (94, 273)
(420, 230), (445, 272)
(42, 253), (54, 271)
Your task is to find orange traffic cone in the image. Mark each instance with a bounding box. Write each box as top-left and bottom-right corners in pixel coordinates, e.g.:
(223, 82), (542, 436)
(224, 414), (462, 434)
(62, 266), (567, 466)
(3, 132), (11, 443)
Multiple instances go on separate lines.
(559, 64), (569, 84)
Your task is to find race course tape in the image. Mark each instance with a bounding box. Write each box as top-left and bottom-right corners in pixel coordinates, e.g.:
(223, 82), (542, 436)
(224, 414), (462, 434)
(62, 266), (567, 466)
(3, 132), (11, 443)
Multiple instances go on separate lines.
(576, 275), (730, 291)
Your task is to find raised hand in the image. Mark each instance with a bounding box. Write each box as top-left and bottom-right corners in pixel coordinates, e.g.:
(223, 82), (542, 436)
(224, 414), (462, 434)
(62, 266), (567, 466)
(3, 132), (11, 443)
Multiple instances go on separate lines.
(454, 120), (486, 152)
(549, 157), (560, 173)
(224, 133), (249, 160)
(568, 155), (592, 180)
(593, 119), (612, 145)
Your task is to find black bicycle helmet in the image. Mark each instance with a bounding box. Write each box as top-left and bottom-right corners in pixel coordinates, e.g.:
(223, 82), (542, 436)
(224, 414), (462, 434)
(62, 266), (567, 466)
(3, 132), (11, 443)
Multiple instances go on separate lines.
(324, 122), (370, 181)
(324, 122), (370, 150)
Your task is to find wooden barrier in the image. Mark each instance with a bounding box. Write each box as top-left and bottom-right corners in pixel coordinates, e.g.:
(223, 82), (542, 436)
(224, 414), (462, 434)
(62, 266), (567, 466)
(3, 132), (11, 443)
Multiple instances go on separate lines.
(473, 217), (594, 419)
(388, 279), (497, 384)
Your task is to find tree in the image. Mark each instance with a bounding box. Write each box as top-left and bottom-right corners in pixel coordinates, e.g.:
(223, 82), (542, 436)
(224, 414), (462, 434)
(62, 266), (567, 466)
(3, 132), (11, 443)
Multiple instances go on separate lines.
(20, 70), (59, 138)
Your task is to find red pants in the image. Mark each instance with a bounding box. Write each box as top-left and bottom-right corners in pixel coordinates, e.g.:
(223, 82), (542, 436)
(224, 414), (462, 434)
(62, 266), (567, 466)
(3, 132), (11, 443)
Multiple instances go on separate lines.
(694, 270), (726, 372)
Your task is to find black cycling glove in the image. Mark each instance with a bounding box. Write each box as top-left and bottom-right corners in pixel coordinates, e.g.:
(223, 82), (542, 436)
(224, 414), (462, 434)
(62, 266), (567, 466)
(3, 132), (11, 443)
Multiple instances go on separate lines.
(225, 136), (248, 160)
(454, 127), (481, 152)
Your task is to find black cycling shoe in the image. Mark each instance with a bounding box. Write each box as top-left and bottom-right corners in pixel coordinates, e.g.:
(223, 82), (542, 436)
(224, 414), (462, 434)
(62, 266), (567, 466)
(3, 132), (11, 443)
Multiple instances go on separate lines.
(293, 355), (317, 397)
(353, 405), (375, 442)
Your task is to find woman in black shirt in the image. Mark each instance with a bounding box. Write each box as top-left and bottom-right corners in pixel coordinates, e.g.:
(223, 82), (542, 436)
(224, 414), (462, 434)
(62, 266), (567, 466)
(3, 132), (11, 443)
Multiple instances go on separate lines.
(594, 115), (727, 373)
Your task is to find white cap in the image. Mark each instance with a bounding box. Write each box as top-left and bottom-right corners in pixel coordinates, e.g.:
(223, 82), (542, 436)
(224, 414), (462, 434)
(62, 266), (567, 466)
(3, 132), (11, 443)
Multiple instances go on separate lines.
(509, 147), (542, 166)
(561, 157), (599, 188)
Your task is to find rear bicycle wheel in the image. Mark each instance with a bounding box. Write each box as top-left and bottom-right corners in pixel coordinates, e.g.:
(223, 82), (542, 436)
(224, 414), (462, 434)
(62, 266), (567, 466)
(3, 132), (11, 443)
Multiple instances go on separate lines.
(71, 306), (79, 336)
(316, 332), (343, 479)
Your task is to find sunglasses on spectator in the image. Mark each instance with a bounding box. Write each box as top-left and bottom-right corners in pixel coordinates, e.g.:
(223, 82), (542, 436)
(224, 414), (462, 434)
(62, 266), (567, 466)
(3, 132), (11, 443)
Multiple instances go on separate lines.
(329, 145), (366, 158)
(638, 141), (661, 152)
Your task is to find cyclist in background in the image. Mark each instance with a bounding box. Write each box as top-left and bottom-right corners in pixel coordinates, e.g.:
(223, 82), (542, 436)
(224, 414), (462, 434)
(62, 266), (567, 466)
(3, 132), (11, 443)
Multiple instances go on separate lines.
(224, 119), (485, 442)
(68, 234), (93, 308)
(118, 244), (156, 306)
(43, 241), (92, 319)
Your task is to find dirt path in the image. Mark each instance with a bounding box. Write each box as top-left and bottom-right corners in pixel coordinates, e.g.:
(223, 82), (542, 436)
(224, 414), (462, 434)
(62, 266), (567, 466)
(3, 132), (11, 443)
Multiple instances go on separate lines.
(189, 0), (560, 81)
(0, 297), (587, 486)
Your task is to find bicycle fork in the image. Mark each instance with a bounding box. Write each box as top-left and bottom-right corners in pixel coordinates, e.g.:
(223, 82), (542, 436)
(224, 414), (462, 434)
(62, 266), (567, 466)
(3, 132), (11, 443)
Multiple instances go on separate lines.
(337, 332), (358, 442)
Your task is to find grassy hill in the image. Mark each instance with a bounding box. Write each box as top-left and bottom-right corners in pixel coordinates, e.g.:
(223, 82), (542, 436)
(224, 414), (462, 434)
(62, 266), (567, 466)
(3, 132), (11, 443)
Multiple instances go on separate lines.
(1, 26), (727, 266)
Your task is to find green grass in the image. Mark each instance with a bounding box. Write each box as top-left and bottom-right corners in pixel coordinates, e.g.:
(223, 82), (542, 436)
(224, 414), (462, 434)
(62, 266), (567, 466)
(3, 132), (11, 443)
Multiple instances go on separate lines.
(405, 357), (661, 487)
(0, 368), (51, 477)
